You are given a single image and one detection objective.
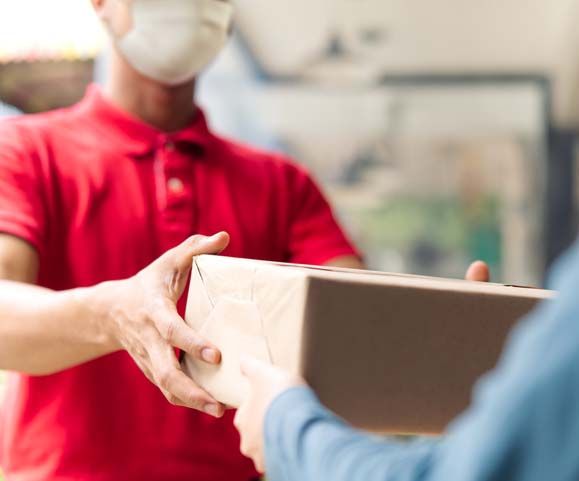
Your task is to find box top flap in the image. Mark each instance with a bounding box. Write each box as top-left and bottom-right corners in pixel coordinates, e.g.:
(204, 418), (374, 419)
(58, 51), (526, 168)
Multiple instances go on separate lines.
(195, 255), (554, 301)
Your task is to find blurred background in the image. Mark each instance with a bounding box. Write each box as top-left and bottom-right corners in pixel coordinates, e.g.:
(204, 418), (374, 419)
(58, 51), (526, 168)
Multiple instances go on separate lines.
(3, 0), (579, 287)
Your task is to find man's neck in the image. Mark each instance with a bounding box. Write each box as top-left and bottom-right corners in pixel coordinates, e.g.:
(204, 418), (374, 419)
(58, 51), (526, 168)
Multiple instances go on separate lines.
(103, 50), (197, 133)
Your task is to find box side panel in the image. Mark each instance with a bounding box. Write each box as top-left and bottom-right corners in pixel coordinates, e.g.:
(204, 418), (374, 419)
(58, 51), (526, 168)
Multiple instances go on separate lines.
(300, 277), (544, 434)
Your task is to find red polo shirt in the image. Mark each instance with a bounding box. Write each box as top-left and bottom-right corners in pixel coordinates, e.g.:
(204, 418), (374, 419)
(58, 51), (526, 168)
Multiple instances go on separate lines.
(0, 86), (358, 481)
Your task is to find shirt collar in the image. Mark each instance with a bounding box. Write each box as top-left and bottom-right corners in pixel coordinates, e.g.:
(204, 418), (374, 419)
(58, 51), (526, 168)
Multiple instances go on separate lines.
(77, 84), (213, 158)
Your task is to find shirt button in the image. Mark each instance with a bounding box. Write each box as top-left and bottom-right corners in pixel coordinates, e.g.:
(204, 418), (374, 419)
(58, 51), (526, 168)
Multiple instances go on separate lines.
(167, 177), (184, 194)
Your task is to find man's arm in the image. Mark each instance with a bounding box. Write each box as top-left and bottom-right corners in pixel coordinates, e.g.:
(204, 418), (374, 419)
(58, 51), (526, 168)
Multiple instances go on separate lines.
(0, 234), (112, 373)
(0, 278), (114, 373)
(0, 233), (230, 417)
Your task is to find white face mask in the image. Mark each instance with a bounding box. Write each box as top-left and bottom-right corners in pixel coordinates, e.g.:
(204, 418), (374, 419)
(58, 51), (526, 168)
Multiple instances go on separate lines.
(112, 0), (234, 86)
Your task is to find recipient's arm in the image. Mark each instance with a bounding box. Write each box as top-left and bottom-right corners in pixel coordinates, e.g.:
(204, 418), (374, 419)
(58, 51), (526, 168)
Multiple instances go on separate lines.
(265, 246), (579, 481)
(265, 388), (439, 481)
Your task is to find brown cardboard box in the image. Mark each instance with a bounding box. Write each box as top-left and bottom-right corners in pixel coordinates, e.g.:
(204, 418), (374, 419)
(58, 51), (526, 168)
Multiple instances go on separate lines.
(183, 255), (554, 434)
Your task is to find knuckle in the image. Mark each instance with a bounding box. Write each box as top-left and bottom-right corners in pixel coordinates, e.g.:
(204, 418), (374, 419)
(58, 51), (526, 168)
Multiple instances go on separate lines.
(149, 297), (169, 317)
(189, 235), (203, 246)
(166, 394), (180, 406)
(188, 391), (209, 411)
(233, 415), (242, 430)
(132, 344), (147, 360)
(186, 335), (204, 356)
(239, 442), (251, 457)
(190, 401), (205, 412)
(188, 393), (205, 409)
(157, 369), (174, 390)
(137, 307), (154, 328)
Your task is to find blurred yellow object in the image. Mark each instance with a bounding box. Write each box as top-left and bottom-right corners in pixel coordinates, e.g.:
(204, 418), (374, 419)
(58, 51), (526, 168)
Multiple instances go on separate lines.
(0, 0), (105, 63)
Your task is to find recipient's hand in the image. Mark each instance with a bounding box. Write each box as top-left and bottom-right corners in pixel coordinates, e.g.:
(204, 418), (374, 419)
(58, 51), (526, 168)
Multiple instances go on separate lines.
(234, 357), (306, 472)
(99, 233), (229, 417)
(465, 260), (490, 282)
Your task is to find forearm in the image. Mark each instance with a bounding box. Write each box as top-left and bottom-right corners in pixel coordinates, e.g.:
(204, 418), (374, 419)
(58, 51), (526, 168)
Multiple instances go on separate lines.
(0, 280), (120, 374)
(324, 255), (366, 270)
(265, 387), (438, 481)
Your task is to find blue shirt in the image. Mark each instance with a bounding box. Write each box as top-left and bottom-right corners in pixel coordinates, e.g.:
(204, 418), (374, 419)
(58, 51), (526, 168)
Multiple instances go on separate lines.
(265, 243), (579, 481)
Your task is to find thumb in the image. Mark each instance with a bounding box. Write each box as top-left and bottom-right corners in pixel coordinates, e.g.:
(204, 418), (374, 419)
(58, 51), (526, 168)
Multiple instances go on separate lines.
(170, 232), (231, 271)
(152, 233), (230, 300)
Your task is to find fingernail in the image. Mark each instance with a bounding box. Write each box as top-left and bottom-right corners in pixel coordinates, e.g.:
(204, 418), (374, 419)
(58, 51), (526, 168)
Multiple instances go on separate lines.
(201, 348), (220, 364)
(205, 404), (221, 417)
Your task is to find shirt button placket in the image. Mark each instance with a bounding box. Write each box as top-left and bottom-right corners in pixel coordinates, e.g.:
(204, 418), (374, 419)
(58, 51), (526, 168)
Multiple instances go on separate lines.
(167, 177), (185, 195)
(158, 136), (195, 250)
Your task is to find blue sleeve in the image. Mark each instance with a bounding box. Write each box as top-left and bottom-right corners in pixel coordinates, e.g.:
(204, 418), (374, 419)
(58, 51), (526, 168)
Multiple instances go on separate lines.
(265, 243), (579, 481)
(265, 387), (440, 481)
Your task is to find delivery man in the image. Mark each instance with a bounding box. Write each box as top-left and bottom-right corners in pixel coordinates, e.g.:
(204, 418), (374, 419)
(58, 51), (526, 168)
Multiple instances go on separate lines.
(0, 0), (362, 479)
(0, 0), (488, 480)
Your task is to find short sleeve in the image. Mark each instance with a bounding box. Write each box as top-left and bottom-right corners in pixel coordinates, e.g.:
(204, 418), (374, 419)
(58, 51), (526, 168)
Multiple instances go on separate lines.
(0, 121), (47, 254)
(286, 165), (361, 265)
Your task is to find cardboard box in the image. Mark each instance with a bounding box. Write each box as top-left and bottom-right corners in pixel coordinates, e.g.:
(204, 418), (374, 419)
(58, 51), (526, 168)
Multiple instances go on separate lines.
(183, 255), (553, 434)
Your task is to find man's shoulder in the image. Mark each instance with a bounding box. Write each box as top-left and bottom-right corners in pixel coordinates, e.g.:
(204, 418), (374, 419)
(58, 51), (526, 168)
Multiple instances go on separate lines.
(213, 134), (310, 182)
(0, 105), (80, 146)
